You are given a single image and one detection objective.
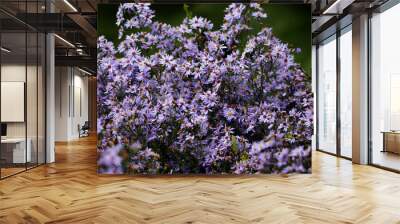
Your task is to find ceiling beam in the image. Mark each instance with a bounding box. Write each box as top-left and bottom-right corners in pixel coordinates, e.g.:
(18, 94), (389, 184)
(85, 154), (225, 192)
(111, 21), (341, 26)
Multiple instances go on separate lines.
(66, 13), (97, 46)
(55, 55), (96, 71)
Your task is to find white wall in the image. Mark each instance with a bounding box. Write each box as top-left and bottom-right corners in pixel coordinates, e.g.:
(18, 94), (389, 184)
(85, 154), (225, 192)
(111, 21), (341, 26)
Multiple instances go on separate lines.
(55, 67), (89, 141)
(55, 66), (69, 141)
(1, 65), (26, 139)
(1, 65), (40, 138)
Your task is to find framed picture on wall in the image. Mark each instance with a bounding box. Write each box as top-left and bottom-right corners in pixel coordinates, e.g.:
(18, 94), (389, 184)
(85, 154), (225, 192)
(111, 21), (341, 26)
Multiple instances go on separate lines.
(1, 81), (25, 123)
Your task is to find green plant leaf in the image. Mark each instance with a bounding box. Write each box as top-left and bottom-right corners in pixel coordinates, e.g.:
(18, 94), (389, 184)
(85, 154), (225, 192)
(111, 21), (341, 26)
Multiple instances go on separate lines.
(231, 135), (238, 155)
(183, 4), (193, 19)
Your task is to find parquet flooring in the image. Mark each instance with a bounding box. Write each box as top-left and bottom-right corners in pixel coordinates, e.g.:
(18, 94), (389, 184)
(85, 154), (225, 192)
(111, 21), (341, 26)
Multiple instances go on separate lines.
(1, 135), (400, 223)
(0, 167), (26, 178)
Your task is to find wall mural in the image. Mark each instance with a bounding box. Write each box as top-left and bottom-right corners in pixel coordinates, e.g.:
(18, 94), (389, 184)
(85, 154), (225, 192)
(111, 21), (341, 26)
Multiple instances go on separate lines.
(97, 3), (313, 174)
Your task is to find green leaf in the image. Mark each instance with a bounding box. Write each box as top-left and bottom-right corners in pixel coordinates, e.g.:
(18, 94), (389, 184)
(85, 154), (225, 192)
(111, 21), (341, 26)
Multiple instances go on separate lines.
(240, 152), (249, 161)
(183, 4), (193, 19)
(231, 135), (238, 155)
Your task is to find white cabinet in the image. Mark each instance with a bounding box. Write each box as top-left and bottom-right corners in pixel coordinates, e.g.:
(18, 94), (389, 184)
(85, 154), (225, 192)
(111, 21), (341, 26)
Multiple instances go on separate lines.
(1, 138), (32, 163)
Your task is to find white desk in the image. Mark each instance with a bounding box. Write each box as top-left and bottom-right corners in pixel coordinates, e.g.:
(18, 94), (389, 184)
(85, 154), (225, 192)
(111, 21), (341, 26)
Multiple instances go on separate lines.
(1, 138), (31, 163)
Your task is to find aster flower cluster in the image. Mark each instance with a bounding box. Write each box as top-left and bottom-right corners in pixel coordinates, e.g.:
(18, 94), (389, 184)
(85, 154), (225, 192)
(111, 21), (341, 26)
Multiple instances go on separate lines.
(97, 3), (313, 174)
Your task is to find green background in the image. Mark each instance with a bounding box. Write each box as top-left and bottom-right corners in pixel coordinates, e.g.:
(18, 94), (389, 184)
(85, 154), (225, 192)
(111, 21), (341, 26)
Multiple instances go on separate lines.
(98, 4), (311, 75)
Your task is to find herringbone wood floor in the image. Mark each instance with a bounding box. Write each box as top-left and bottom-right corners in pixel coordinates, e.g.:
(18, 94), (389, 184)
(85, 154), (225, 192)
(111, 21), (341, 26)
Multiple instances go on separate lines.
(1, 136), (400, 224)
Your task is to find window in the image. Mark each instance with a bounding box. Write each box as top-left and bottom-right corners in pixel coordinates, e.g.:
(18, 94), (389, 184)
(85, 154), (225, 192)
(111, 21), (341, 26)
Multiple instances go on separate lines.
(370, 2), (400, 171)
(316, 25), (353, 159)
(317, 35), (337, 154)
(339, 27), (352, 158)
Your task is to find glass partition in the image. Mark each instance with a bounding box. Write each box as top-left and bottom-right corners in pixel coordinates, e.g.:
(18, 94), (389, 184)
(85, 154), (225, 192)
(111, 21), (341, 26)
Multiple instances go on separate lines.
(0, 31), (28, 177)
(0, 1), (46, 179)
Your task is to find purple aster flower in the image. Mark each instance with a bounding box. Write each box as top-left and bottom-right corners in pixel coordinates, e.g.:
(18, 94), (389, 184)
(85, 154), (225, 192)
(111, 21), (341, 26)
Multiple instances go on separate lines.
(98, 3), (312, 175)
(223, 107), (237, 122)
(98, 145), (123, 174)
